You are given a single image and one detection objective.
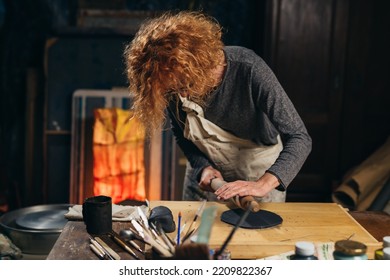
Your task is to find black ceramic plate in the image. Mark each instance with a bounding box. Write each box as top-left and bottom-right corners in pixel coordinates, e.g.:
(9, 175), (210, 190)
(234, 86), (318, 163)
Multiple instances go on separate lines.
(221, 208), (283, 229)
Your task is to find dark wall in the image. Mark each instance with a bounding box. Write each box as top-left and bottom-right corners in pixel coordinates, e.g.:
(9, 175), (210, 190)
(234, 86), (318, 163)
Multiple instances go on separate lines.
(0, 0), (264, 208)
(262, 0), (390, 203)
(340, 0), (390, 172)
(0, 0), (73, 209)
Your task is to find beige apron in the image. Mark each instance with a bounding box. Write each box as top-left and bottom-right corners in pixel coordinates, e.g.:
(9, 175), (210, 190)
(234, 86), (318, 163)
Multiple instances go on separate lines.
(181, 97), (285, 202)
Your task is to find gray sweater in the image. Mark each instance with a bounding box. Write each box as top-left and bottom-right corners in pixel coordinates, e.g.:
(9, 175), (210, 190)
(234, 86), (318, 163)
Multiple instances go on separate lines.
(167, 46), (312, 190)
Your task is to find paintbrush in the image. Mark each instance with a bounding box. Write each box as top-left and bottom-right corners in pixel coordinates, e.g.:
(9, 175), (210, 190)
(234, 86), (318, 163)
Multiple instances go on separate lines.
(132, 219), (172, 257)
(150, 223), (172, 251)
(181, 199), (206, 243)
(150, 222), (175, 254)
(137, 206), (150, 231)
(136, 206), (172, 250)
(135, 213), (171, 251)
(176, 211), (182, 246)
(153, 221), (176, 247)
(213, 207), (251, 259)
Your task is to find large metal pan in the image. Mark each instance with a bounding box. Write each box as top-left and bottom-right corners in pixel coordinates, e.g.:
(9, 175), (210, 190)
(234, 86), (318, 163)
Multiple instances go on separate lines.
(0, 204), (72, 255)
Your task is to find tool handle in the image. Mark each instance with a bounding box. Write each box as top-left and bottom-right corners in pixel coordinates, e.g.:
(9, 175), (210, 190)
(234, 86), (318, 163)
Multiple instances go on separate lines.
(94, 236), (121, 260)
(89, 243), (104, 259)
(110, 231), (139, 259)
(211, 178), (261, 212)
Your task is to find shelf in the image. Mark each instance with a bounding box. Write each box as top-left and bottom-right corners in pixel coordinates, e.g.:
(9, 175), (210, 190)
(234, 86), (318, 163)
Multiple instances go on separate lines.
(45, 130), (71, 135)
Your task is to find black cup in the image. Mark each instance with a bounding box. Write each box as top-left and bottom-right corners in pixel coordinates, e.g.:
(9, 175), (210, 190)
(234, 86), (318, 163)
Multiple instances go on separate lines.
(82, 195), (112, 235)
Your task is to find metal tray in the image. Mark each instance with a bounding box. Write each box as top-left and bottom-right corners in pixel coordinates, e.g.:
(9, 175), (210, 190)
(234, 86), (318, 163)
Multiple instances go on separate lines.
(0, 204), (72, 255)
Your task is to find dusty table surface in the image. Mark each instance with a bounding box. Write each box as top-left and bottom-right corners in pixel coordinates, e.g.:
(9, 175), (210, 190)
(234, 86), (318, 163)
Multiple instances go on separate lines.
(46, 221), (141, 260)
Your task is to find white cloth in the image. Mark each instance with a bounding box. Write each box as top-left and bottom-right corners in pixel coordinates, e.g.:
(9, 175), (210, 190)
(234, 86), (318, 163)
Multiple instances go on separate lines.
(64, 204), (149, 221)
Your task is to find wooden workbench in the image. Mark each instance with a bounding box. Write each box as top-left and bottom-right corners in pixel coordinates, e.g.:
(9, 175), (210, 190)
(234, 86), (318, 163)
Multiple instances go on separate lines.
(157, 201), (381, 259)
(47, 201), (382, 260)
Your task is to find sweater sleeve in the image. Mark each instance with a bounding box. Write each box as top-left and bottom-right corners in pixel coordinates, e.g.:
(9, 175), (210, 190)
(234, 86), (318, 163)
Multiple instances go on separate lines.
(252, 58), (312, 189)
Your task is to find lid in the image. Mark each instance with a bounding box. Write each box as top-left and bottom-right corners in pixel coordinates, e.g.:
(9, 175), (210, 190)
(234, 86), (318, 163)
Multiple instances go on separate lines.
(334, 240), (367, 256)
(295, 241), (315, 256)
(15, 209), (68, 230)
(383, 247), (390, 260)
(382, 236), (390, 248)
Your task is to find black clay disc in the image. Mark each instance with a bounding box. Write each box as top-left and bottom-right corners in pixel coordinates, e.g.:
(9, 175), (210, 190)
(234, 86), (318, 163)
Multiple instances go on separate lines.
(221, 208), (283, 229)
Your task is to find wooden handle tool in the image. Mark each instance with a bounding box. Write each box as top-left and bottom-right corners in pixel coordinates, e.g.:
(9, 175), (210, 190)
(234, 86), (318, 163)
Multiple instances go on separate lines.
(94, 236), (121, 260)
(211, 178), (261, 212)
(109, 231), (140, 259)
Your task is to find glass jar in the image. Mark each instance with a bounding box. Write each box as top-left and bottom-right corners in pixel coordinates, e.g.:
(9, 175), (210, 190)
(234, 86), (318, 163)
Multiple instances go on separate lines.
(333, 240), (368, 260)
(374, 236), (390, 260)
(383, 247), (390, 260)
(290, 241), (318, 260)
(210, 248), (231, 260)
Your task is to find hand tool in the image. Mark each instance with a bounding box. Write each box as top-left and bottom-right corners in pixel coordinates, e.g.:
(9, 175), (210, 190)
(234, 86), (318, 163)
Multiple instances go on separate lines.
(211, 178), (261, 212)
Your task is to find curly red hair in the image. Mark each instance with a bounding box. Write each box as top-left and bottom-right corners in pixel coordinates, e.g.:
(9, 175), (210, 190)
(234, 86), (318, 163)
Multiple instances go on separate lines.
(124, 10), (224, 135)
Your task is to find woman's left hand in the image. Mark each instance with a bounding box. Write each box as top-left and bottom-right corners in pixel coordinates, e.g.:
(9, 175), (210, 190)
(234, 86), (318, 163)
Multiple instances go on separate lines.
(214, 172), (280, 200)
(199, 166), (223, 192)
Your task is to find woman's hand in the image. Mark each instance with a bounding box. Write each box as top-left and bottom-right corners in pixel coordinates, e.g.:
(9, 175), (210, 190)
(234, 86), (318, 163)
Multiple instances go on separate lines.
(214, 172), (280, 200)
(199, 166), (223, 192)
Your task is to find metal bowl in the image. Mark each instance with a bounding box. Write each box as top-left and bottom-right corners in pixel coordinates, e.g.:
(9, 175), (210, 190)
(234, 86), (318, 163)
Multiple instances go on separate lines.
(0, 204), (72, 255)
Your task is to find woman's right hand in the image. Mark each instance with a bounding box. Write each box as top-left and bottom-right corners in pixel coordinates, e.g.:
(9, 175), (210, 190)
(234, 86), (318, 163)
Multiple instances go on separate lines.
(199, 166), (223, 192)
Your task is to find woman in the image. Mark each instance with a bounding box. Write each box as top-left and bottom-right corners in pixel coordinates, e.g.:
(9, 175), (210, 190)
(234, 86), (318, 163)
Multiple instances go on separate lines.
(124, 10), (312, 202)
